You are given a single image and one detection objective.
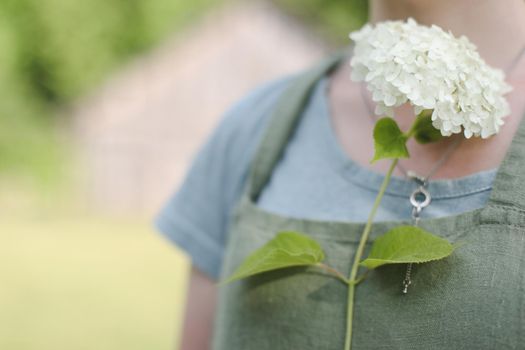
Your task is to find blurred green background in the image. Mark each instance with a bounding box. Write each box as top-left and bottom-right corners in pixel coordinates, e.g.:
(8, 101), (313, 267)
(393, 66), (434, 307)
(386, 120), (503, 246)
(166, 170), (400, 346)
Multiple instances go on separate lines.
(0, 0), (367, 348)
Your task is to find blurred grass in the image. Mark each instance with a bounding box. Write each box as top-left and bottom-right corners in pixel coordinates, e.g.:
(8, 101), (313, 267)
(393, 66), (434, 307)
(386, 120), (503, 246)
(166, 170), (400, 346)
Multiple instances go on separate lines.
(0, 217), (189, 349)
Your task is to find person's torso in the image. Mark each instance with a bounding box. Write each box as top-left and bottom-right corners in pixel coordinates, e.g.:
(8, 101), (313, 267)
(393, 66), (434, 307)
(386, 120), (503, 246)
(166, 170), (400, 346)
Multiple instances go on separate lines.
(212, 52), (525, 350)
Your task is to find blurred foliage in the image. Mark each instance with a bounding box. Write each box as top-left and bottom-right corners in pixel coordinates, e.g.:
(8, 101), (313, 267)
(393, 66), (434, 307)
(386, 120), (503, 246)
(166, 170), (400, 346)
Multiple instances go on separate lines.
(272, 0), (368, 46)
(0, 0), (215, 105)
(0, 0), (366, 188)
(0, 0), (215, 188)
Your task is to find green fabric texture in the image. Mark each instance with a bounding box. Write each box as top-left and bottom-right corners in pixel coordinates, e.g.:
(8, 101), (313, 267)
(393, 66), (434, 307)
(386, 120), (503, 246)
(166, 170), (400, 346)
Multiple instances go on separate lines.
(211, 52), (525, 350)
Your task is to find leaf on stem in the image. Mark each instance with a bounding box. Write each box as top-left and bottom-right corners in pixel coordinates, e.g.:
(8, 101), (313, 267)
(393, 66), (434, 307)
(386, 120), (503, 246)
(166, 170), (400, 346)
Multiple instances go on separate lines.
(371, 117), (409, 163)
(412, 110), (443, 144)
(360, 226), (461, 269)
(222, 231), (325, 284)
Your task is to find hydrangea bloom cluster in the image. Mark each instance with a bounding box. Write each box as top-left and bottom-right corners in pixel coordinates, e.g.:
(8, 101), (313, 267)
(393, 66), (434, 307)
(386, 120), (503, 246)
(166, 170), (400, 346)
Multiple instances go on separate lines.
(349, 18), (512, 138)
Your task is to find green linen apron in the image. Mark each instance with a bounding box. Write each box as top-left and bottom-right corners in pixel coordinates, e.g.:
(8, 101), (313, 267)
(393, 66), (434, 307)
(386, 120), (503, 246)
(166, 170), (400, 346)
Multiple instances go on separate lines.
(211, 52), (525, 350)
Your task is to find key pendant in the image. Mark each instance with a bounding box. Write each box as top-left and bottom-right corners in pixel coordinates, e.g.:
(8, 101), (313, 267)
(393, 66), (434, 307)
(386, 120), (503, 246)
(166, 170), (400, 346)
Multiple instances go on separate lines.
(402, 263), (412, 294)
(402, 184), (431, 295)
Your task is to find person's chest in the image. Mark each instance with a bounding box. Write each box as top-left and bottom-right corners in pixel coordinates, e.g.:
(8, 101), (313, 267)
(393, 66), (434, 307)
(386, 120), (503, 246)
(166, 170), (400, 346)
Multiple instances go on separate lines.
(213, 54), (525, 350)
(217, 200), (525, 349)
(257, 76), (496, 223)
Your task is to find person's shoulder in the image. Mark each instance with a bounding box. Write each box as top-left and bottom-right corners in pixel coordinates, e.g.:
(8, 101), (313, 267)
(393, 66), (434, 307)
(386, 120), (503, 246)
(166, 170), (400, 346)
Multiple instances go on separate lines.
(153, 72), (300, 280)
(206, 73), (300, 177)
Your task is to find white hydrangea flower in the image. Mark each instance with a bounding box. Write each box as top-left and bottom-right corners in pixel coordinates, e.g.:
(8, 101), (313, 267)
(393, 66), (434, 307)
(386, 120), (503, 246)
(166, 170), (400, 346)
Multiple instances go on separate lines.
(349, 18), (512, 139)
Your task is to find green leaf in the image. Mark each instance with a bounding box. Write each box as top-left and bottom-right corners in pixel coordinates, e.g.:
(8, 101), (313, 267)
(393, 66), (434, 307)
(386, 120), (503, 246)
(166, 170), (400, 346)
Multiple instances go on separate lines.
(371, 117), (409, 163)
(222, 231), (325, 284)
(360, 226), (460, 269)
(412, 110), (443, 144)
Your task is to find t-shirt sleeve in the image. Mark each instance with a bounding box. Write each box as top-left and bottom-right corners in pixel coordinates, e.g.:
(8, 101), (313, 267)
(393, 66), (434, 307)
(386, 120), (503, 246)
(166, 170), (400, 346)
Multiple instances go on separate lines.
(154, 75), (294, 280)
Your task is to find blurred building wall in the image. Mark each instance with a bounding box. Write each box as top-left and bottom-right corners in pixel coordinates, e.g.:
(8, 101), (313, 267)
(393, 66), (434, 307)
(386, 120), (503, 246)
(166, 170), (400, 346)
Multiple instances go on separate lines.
(73, 0), (330, 215)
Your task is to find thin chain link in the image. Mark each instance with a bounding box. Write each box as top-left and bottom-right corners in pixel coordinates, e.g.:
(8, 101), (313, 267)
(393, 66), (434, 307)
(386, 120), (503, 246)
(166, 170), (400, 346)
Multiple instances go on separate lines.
(399, 137), (462, 182)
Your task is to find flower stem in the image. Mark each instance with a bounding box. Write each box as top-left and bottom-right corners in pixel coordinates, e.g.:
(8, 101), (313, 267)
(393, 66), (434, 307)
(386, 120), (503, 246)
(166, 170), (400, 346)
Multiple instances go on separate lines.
(344, 158), (398, 350)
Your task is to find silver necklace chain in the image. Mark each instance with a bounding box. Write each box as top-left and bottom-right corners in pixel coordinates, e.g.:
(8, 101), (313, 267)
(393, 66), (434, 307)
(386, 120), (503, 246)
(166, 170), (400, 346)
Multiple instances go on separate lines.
(356, 42), (525, 294)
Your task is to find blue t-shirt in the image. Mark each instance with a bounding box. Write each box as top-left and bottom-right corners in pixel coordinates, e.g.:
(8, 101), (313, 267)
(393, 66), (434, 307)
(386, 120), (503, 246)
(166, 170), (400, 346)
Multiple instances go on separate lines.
(154, 72), (497, 280)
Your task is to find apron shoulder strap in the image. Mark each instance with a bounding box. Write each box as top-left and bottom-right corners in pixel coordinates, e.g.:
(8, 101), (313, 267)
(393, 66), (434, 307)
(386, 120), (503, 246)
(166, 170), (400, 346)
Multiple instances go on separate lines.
(247, 51), (347, 202)
(486, 109), (525, 211)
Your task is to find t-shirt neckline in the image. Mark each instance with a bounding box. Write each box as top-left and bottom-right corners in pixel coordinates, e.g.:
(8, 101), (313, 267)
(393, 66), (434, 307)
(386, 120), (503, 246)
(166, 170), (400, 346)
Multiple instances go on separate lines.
(315, 75), (498, 200)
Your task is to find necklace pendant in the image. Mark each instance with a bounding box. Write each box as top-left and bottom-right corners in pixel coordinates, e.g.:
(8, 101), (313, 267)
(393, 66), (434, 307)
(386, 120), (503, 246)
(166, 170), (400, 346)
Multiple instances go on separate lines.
(402, 263), (413, 295)
(403, 264), (412, 294)
(402, 278), (411, 294)
(402, 181), (429, 295)
(410, 186), (431, 212)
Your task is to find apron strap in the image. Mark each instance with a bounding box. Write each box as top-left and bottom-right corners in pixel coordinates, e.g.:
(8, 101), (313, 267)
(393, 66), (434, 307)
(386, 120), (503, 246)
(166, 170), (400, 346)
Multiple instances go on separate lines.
(486, 109), (525, 211)
(247, 51), (348, 202)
